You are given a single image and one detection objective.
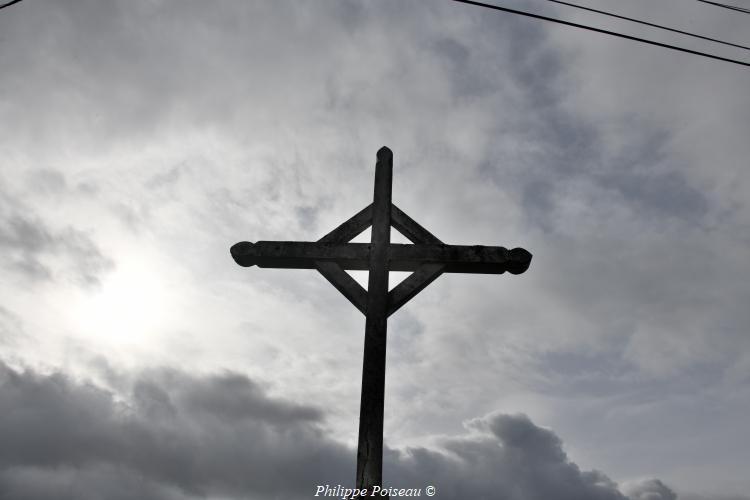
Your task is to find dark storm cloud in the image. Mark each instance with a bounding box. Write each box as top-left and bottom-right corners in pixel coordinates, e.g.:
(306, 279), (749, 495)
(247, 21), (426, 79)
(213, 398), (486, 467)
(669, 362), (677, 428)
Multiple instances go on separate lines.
(454, 0), (742, 393)
(387, 413), (628, 500)
(0, 193), (114, 286)
(481, 90), (709, 233)
(0, 465), (195, 500)
(0, 361), (672, 500)
(681, 495), (750, 500)
(623, 478), (677, 500)
(0, 361), (352, 500)
(469, 8), (709, 231)
(593, 133), (709, 223)
(148, 370), (324, 425)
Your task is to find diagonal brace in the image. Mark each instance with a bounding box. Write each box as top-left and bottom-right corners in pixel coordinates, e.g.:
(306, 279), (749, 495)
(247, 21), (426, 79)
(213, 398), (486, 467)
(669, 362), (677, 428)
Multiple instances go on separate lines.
(391, 204), (443, 245)
(388, 204), (445, 315)
(315, 261), (368, 314)
(387, 263), (444, 316)
(315, 204), (373, 314)
(319, 204), (373, 243)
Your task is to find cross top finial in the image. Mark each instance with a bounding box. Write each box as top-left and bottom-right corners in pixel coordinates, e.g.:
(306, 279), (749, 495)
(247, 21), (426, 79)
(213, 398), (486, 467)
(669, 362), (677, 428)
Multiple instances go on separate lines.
(376, 146), (393, 162)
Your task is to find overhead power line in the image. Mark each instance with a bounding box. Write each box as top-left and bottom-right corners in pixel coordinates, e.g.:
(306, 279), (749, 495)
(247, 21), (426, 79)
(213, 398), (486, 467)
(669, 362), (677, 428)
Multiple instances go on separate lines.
(451, 0), (750, 68)
(0, 0), (23, 11)
(547, 0), (750, 51)
(696, 0), (750, 15)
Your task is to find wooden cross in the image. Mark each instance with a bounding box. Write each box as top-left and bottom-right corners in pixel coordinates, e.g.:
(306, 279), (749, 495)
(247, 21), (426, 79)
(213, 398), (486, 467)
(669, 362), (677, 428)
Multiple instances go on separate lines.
(230, 146), (532, 495)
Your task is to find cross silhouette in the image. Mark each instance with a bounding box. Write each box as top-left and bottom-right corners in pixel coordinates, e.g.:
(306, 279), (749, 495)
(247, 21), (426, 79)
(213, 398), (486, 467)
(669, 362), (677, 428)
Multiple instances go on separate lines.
(231, 146), (531, 495)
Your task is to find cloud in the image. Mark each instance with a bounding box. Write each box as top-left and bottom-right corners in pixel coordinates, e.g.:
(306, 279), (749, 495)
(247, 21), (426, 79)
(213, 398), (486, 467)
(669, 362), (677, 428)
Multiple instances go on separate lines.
(680, 495), (750, 500)
(24, 168), (67, 195)
(623, 478), (677, 500)
(0, 465), (195, 500)
(0, 360), (352, 500)
(145, 165), (185, 191)
(0, 360), (672, 500)
(0, 306), (23, 346)
(0, 191), (114, 287)
(387, 413), (629, 500)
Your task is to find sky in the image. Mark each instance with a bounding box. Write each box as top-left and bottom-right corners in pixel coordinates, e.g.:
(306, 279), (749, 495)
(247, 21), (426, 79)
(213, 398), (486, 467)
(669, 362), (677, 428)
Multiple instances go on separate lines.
(1, 0), (749, 499)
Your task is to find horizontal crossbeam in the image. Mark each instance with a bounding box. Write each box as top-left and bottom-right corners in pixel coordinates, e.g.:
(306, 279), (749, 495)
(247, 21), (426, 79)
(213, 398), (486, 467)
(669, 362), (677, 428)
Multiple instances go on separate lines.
(230, 241), (532, 274)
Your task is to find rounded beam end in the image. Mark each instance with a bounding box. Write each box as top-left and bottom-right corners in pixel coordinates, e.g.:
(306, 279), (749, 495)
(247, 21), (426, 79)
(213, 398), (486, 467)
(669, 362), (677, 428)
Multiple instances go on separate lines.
(230, 241), (257, 267)
(507, 247), (532, 274)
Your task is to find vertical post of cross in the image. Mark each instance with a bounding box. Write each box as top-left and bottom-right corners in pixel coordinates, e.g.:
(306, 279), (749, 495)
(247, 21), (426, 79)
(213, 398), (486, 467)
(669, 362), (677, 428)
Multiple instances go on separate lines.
(356, 146), (393, 495)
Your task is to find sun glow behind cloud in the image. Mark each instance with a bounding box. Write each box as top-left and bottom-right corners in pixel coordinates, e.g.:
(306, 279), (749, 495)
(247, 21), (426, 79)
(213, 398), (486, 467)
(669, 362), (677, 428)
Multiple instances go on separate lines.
(70, 252), (175, 351)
